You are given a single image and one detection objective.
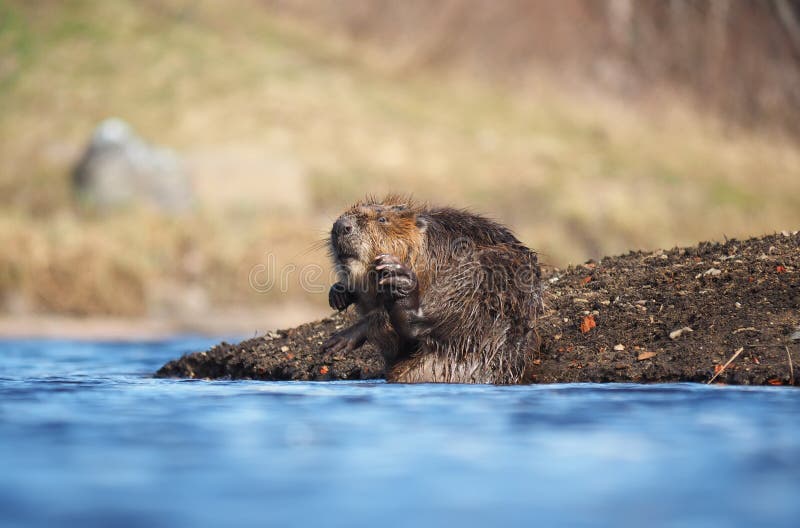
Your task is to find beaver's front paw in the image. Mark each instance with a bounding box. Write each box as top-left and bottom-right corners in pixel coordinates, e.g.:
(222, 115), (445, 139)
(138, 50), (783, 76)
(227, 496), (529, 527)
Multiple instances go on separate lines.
(328, 282), (356, 312)
(375, 254), (418, 301)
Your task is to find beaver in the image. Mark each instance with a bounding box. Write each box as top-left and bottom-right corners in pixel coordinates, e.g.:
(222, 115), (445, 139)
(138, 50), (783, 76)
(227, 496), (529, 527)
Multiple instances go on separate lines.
(322, 195), (543, 384)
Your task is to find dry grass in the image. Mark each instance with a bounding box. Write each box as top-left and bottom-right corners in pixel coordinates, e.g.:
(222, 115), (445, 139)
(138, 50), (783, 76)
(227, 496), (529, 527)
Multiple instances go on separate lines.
(1, 0), (799, 319)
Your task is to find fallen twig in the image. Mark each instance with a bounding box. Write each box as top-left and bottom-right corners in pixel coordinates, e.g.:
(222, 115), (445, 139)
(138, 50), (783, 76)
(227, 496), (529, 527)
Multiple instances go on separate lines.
(707, 347), (744, 384)
(787, 346), (795, 386)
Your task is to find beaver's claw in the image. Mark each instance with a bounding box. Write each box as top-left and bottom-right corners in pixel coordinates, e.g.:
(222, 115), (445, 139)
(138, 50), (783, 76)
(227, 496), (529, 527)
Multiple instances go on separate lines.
(321, 321), (368, 353)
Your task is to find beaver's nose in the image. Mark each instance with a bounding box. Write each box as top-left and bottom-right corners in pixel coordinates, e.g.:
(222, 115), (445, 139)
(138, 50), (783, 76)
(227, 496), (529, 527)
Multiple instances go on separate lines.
(332, 216), (354, 237)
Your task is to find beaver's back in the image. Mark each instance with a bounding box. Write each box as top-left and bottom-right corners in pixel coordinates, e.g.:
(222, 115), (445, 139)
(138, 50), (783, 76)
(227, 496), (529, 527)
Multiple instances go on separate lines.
(423, 207), (523, 247)
(387, 206), (543, 384)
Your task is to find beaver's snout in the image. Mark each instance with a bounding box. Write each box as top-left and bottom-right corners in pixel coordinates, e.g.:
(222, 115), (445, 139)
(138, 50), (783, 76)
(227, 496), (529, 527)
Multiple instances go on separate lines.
(332, 215), (355, 238)
(331, 215), (359, 261)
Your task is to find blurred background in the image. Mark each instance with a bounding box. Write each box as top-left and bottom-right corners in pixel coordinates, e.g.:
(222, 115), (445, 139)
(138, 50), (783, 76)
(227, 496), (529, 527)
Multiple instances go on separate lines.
(1, 0), (799, 336)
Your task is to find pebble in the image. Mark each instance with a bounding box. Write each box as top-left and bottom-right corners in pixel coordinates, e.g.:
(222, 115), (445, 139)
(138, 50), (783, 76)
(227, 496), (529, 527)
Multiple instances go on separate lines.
(696, 268), (722, 279)
(669, 327), (693, 340)
(280, 346), (289, 353)
(613, 344), (625, 351)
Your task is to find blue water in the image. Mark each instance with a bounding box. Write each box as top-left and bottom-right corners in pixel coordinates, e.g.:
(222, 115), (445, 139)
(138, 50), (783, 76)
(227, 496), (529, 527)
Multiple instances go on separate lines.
(1, 339), (799, 528)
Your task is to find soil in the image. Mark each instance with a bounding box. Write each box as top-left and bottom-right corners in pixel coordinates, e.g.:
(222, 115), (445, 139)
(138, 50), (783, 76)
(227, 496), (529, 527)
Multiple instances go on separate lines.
(156, 312), (384, 381)
(156, 232), (800, 386)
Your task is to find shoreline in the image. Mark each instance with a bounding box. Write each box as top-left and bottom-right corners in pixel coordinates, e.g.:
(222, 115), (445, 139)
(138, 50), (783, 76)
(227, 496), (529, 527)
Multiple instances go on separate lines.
(0, 303), (327, 340)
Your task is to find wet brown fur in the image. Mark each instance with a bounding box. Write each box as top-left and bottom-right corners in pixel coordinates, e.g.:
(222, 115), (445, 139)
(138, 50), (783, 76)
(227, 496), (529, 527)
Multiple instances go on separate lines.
(329, 194), (543, 384)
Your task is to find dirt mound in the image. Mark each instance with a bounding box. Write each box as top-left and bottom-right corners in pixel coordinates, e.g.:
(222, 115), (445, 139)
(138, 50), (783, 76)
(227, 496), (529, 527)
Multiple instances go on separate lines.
(155, 312), (383, 381)
(156, 232), (799, 385)
(535, 232), (799, 385)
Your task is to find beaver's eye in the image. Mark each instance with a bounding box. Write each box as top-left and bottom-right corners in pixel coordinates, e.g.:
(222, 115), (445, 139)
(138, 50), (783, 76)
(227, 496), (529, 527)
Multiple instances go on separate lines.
(378, 216), (388, 224)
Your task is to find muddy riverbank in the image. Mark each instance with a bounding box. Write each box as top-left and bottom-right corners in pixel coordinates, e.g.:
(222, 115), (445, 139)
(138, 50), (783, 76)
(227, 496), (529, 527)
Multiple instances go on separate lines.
(157, 232), (799, 386)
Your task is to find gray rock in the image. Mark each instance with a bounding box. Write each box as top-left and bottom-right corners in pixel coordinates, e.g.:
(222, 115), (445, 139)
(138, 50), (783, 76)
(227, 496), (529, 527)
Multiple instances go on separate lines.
(72, 118), (191, 212)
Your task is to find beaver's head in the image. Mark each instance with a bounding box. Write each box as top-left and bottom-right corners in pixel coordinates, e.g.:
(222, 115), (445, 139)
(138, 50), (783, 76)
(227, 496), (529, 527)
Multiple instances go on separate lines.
(330, 195), (427, 278)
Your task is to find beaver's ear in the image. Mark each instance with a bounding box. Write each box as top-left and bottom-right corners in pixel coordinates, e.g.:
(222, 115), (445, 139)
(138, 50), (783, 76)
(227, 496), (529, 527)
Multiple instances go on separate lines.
(415, 215), (429, 233)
